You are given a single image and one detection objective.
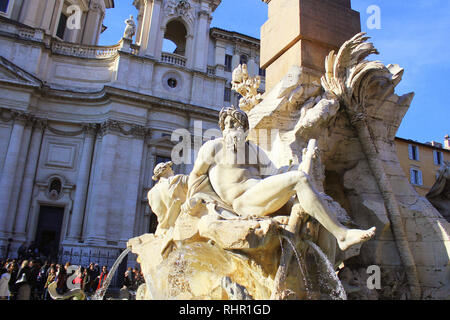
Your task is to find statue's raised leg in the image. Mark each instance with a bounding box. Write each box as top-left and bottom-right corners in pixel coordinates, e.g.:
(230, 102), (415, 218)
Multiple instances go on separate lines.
(232, 142), (375, 251)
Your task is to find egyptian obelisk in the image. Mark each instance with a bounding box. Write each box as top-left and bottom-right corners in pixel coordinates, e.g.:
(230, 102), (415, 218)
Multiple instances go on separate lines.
(260, 0), (361, 91)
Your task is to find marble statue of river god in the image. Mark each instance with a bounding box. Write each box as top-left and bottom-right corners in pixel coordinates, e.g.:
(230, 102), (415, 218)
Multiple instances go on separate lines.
(128, 104), (375, 300)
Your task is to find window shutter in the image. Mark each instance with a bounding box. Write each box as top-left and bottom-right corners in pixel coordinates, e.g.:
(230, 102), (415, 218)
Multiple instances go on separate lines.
(418, 170), (423, 186)
(433, 150), (438, 165)
(416, 146), (420, 161)
(439, 152), (443, 165)
(408, 145), (413, 160)
(410, 168), (415, 184)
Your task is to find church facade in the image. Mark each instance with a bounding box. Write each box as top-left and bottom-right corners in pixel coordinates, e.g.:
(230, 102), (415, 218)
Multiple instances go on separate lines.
(0, 0), (265, 266)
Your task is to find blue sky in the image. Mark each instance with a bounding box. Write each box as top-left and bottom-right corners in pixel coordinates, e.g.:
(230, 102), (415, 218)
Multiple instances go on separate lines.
(100, 1), (449, 145)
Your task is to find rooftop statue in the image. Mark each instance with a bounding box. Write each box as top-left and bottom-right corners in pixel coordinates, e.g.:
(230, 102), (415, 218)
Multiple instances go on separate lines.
(123, 15), (136, 40)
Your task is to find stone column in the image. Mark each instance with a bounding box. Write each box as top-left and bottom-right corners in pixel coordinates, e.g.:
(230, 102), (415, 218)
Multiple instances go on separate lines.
(185, 33), (195, 69)
(67, 124), (97, 241)
(193, 10), (210, 71)
(84, 121), (118, 245)
(40, 0), (57, 33)
(231, 52), (240, 70)
(145, 0), (163, 57)
(5, 119), (34, 235)
(19, 0), (43, 28)
(136, 0), (151, 51)
(214, 41), (226, 77)
(121, 132), (145, 242)
(81, 0), (105, 45)
(134, 0), (146, 46)
(14, 120), (46, 240)
(247, 58), (257, 76)
(147, 146), (156, 187)
(142, 146), (156, 235)
(0, 113), (28, 237)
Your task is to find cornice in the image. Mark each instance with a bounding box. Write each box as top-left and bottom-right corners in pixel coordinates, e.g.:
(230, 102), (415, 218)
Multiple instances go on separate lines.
(210, 28), (260, 48)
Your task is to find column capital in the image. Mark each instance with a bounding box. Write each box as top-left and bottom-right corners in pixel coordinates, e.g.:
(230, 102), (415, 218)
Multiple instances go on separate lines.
(82, 123), (99, 137)
(99, 120), (151, 139)
(34, 118), (48, 130)
(198, 10), (210, 19)
(99, 120), (121, 137)
(130, 125), (151, 139)
(11, 111), (33, 126)
(90, 0), (106, 13)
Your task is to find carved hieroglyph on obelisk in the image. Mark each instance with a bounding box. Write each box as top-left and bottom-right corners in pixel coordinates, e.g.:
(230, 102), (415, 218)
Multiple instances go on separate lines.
(260, 0), (361, 91)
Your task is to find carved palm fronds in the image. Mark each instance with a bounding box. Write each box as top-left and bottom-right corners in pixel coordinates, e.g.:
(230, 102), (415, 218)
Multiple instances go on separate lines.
(321, 32), (386, 115)
(321, 32), (422, 299)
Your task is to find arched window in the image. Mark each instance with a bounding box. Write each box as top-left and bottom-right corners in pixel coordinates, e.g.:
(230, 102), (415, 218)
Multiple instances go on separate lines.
(48, 178), (62, 199)
(163, 20), (187, 56)
(162, 39), (177, 53)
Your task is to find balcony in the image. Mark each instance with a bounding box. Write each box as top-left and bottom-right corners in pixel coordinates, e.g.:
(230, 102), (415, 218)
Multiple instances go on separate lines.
(161, 52), (186, 67)
(51, 42), (121, 59)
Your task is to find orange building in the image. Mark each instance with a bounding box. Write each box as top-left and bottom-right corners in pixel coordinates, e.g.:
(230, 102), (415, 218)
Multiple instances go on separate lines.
(395, 135), (450, 196)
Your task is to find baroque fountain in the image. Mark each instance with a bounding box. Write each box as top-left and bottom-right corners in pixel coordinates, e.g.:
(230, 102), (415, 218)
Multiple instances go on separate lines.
(122, 33), (449, 300)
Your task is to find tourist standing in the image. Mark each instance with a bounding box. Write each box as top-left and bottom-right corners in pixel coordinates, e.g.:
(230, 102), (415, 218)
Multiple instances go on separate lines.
(15, 260), (31, 300)
(0, 264), (13, 299)
(8, 261), (18, 300)
(86, 263), (97, 294)
(72, 266), (84, 290)
(43, 267), (56, 300)
(82, 267), (91, 293)
(55, 264), (67, 295)
(28, 260), (40, 300)
(96, 266), (109, 291)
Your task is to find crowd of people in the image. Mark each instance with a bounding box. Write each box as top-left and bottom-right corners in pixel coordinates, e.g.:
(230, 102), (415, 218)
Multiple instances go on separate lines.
(0, 244), (145, 300)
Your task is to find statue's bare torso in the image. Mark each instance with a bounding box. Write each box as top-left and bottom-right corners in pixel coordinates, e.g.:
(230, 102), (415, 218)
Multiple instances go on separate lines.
(198, 138), (263, 205)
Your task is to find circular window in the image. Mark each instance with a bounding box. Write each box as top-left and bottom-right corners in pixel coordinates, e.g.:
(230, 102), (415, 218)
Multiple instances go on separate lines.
(162, 71), (183, 91)
(167, 78), (177, 88)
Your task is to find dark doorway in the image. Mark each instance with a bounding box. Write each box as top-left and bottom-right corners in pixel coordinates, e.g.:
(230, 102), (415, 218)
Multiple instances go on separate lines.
(35, 206), (64, 261)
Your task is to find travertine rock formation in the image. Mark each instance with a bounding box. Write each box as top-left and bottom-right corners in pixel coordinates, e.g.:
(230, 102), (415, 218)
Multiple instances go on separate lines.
(249, 33), (450, 300)
(426, 162), (450, 222)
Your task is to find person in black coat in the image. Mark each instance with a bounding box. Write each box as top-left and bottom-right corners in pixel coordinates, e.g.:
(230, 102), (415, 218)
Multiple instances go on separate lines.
(123, 268), (135, 289)
(8, 261), (18, 300)
(15, 260), (31, 300)
(17, 243), (27, 261)
(28, 261), (41, 300)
